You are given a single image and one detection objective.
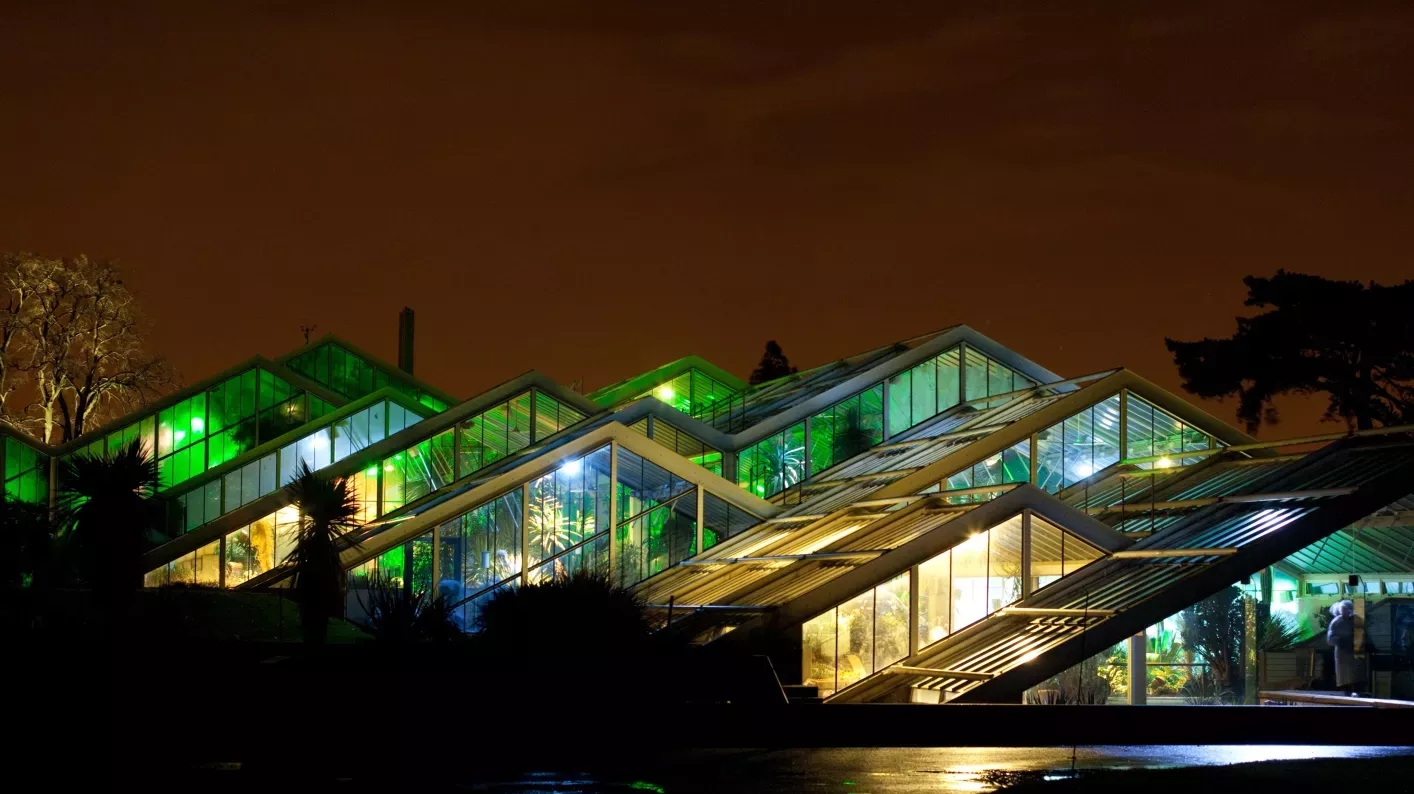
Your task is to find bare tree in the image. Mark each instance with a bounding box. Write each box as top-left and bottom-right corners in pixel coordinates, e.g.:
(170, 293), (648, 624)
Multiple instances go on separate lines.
(2, 253), (173, 444)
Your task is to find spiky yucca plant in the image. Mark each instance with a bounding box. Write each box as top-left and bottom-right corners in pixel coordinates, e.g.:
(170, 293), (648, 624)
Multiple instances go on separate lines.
(286, 461), (362, 644)
(475, 569), (652, 657)
(55, 438), (162, 595)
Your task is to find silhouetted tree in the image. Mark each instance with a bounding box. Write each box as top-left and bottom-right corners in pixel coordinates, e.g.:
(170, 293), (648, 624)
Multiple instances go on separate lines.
(54, 438), (163, 595)
(749, 340), (798, 385)
(475, 570), (652, 657)
(1, 253), (175, 443)
(286, 462), (363, 644)
(1166, 271), (1413, 431)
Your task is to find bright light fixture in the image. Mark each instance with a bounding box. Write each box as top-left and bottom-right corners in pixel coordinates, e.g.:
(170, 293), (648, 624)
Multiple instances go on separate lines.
(1156, 457), (1174, 469)
(310, 435), (327, 448)
(173, 430), (186, 444)
(365, 468), (378, 477)
(1072, 461), (1093, 479)
(656, 385), (676, 401)
(384, 464), (394, 472)
(190, 417), (204, 432)
(559, 459), (582, 477)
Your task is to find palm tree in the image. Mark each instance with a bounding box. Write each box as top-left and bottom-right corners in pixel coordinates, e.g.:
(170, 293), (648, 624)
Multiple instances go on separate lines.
(285, 461), (363, 644)
(54, 438), (163, 596)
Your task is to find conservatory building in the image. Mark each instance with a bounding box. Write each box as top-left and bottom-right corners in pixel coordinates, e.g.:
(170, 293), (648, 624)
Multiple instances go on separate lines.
(5, 319), (1412, 704)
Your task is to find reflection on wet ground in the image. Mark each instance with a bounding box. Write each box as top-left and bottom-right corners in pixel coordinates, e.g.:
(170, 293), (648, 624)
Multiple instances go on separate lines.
(463, 746), (1414, 793)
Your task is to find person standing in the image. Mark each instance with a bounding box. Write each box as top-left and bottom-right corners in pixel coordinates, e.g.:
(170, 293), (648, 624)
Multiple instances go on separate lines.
(1326, 600), (1364, 694)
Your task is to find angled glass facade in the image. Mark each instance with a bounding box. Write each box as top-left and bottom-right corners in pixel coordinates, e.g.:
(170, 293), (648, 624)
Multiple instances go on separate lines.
(47, 318), (1398, 710)
(286, 340), (450, 413)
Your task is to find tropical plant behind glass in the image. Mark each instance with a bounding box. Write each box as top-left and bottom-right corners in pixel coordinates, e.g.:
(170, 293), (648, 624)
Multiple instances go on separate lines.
(760, 434), (805, 493)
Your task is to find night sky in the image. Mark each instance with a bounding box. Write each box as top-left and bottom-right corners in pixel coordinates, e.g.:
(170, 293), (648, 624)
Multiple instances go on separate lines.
(3, 2), (1411, 437)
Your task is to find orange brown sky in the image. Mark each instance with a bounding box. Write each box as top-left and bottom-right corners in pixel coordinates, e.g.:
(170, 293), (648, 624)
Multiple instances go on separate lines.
(3, 1), (1411, 437)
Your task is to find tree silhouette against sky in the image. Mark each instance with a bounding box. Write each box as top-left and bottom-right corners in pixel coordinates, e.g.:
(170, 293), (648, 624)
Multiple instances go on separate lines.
(1166, 271), (1413, 432)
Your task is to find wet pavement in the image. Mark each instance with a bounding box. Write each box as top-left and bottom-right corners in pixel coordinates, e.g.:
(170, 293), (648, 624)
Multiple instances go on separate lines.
(436, 745), (1414, 793)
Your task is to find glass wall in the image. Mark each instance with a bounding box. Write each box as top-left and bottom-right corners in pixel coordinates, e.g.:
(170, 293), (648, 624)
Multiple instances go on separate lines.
(66, 367), (330, 494)
(630, 367), (738, 418)
(734, 345), (1036, 500)
(803, 572), (910, 698)
(735, 421), (805, 498)
(933, 390), (1224, 502)
(615, 447), (695, 586)
(805, 513), (1104, 698)
(143, 537), (222, 587)
(164, 397), (422, 537)
(1033, 394), (1121, 493)
(943, 439), (1034, 503)
(287, 341), (450, 413)
(526, 447), (613, 579)
(701, 491), (758, 552)
(629, 417), (723, 477)
(886, 347), (963, 437)
(964, 347), (1037, 407)
(1125, 393), (1218, 467)
(807, 385), (885, 478)
(383, 389), (585, 515)
(436, 491), (524, 628)
(3, 436), (48, 504)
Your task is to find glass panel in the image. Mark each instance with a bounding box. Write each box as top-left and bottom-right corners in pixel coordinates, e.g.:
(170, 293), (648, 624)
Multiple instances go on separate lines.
(193, 537), (222, 586)
(874, 572), (910, 669)
(988, 516), (1024, 613)
(910, 358), (937, 430)
(917, 549), (952, 649)
(1028, 515), (1065, 593)
(964, 348), (988, 404)
(702, 491), (755, 551)
(802, 609), (838, 698)
(225, 524), (272, 587)
(410, 533), (434, 595)
(808, 411), (835, 477)
(951, 531), (989, 630)
(886, 369), (911, 438)
(1093, 395), (1122, 474)
(1062, 530), (1104, 576)
(529, 449), (611, 569)
(835, 588), (874, 692)
(1063, 407), (1094, 486)
(988, 359), (1012, 397)
(937, 348), (961, 412)
(272, 505), (301, 565)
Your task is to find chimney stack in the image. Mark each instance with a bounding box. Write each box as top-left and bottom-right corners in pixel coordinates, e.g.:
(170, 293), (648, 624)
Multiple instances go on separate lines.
(397, 307), (415, 375)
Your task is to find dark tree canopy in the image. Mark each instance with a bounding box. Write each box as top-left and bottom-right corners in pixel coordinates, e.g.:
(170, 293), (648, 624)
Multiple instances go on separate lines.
(749, 340), (798, 385)
(1166, 271), (1413, 431)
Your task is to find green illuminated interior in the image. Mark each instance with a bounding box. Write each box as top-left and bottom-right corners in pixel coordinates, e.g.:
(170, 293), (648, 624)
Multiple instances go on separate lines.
(287, 341), (450, 413)
(4, 436), (48, 504)
(65, 366), (330, 493)
(164, 396), (424, 537)
(380, 390), (586, 515)
(627, 367), (738, 417)
(734, 346), (1037, 500)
